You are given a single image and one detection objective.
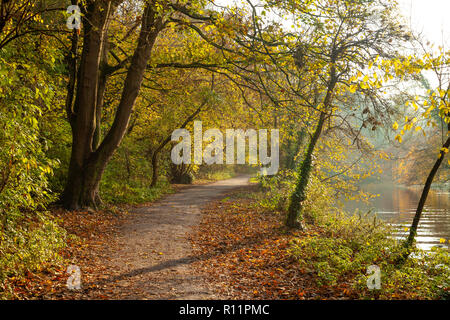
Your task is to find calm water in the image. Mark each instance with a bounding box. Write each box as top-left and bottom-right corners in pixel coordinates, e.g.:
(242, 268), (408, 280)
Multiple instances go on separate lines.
(342, 184), (450, 251)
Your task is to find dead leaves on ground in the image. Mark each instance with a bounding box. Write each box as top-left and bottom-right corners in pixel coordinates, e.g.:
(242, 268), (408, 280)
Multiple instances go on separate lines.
(10, 185), (359, 300)
(9, 207), (129, 299)
(190, 185), (358, 300)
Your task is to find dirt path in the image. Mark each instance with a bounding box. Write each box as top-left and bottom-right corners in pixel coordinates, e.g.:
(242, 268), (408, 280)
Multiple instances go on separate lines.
(98, 175), (251, 299)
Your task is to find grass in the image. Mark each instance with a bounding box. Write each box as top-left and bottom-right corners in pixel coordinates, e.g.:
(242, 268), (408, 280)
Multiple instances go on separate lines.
(100, 178), (174, 205)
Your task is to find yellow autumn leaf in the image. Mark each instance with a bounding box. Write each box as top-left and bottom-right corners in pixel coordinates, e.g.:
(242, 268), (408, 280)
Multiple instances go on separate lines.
(393, 122), (399, 130)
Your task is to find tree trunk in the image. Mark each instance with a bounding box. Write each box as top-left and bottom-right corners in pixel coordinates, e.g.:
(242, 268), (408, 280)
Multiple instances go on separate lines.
(64, 4), (79, 129)
(62, 1), (112, 210)
(405, 135), (450, 248)
(285, 65), (337, 228)
(286, 112), (326, 228)
(151, 150), (160, 187)
(62, 2), (164, 210)
(93, 38), (110, 150)
(285, 128), (306, 169)
(150, 98), (209, 187)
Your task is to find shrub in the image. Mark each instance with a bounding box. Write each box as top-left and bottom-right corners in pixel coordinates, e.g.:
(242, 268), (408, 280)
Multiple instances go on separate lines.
(256, 169), (334, 220)
(289, 209), (450, 299)
(0, 213), (67, 299)
(0, 45), (68, 299)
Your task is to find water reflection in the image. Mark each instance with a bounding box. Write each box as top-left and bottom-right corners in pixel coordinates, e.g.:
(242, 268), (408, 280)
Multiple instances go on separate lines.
(342, 184), (450, 251)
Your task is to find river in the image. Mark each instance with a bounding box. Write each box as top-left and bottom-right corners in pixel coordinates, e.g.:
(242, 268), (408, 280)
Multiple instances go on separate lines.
(342, 184), (450, 251)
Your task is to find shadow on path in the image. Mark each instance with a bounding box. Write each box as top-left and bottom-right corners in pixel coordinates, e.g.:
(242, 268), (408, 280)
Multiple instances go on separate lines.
(90, 175), (252, 299)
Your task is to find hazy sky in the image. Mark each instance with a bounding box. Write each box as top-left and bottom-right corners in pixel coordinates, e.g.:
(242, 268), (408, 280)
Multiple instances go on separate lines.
(216, 0), (449, 46)
(211, 0), (448, 90)
(394, 0), (449, 46)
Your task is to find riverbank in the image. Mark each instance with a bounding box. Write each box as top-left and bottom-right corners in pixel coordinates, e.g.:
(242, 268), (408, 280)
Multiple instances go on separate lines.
(340, 182), (450, 251)
(2, 174), (449, 300)
(191, 183), (450, 299)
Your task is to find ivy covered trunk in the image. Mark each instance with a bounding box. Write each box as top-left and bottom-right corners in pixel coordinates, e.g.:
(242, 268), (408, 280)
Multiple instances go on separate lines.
(285, 64), (336, 228)
(286, 112), (326, 228)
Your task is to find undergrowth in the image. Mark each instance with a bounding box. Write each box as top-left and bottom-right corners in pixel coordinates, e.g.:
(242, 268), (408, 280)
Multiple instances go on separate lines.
(256, 170), (450, 299)
(0, 213), (68, 299)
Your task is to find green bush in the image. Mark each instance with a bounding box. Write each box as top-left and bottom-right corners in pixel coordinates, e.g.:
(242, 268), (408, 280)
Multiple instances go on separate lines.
(256, 169), (333, 220)
(289, 209), (450, 299)
(0, 58), (59, 227)
(0, 213), (67, 299)
(0, 42), (69, 299)
(256, 169), (296, 212)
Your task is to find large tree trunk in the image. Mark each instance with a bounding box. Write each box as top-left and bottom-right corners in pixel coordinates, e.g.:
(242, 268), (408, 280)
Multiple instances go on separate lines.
(405, 135), (450, 248)
(62, 2), (164, 210)
(62, 0), (112, 210)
